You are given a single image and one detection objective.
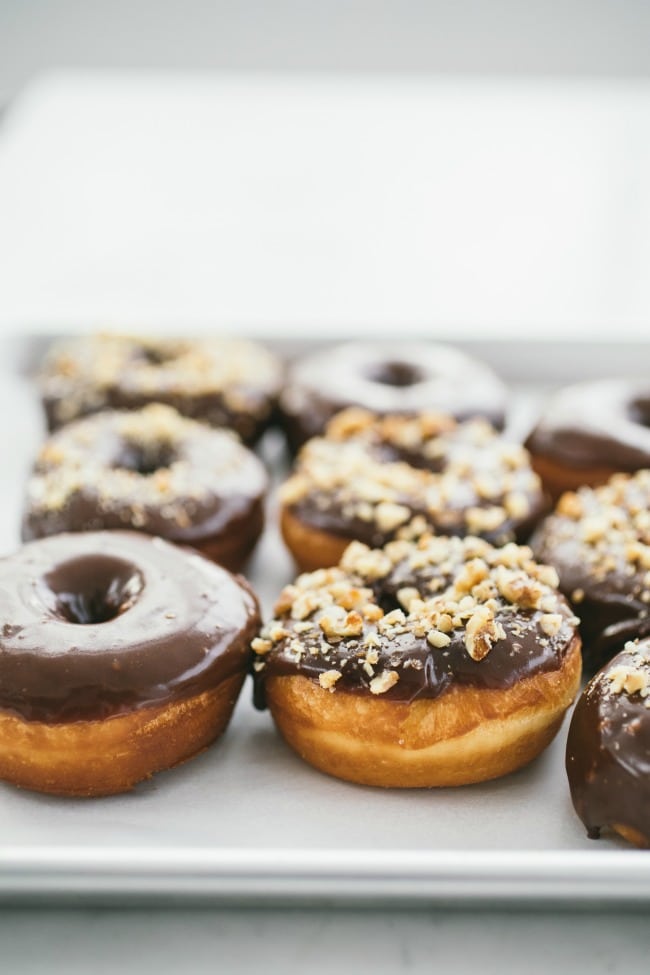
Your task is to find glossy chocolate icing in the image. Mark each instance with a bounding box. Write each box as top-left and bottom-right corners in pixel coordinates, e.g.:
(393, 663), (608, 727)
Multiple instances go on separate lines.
(22, 405), (268, 552)
(253, 536), (578, 707)
(531, 472), (650, 673)
(566, 640), (650, 845)
(39, 334), (283, 444)
(0, 532), (260, 723)
(280, 342), (508, 450)
(526, 379), (650, 472)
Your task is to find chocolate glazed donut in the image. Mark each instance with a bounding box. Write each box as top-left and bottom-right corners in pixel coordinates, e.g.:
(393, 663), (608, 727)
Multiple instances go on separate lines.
(38, 333), (283, 444)
(531, 471), (650, 674)
(0, 531), (260, 796)
(22, 404), (268, 572)
(566, 639), (650, 847)
(280, 341), (508, 451)
(280, 409), (546, 572)
(525, 379), (650, 500)
(252, 534), (581, 788)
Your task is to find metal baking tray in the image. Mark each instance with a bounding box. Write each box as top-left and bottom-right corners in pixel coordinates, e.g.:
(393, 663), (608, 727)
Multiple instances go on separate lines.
(1, 336), (649, 906)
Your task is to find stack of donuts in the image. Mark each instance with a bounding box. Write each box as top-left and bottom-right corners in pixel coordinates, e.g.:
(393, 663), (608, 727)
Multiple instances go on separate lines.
(2, 330), (650, 849)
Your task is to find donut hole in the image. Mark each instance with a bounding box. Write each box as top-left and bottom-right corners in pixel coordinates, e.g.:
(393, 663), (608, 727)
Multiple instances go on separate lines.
(43, 555), (144, 624)
(364, 361), (427, 388)
(114, 440), (177, 477)
(629, 398), (650, 429)
(135, 344), (177, 367)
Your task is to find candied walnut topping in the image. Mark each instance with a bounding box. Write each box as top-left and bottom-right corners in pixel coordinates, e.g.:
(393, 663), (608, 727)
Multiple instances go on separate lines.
(280, 407), (542, 544)
(253, 532), (574, 697)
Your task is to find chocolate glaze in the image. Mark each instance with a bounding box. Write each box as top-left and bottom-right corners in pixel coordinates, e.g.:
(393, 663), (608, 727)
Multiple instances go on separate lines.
(255, 612), (574, 708)
(566, 641), (650, 845)
(0, 532), (260, 723)
(526, 379), (650, 472)
(22, 406), (268, 558)
(253, 538), (578, 708)
(39, 334), (283, 444)
(280, 342), (508, 450)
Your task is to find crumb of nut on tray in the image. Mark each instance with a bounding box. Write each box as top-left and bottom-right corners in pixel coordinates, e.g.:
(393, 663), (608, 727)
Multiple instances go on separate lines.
(22, 403), (268, 571)
(525, 378), (650, 500)
(252, 532), (581, 787)
(280, 408), (546, 572)
(532, 470), (650, 674)
(0, 531), (260, 797)
(279, 340), (508, 451)
(567, 637), (650, 848)
(38, 333), (283, 444)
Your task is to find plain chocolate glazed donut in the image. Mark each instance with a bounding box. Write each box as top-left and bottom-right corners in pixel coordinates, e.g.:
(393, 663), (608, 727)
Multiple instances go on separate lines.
(280, 341), (508, 451)
(566, 638), (650, 847)
(0, 531), (260, 796)
(22, 404), (268, 571)
(525, 379), (650, 499)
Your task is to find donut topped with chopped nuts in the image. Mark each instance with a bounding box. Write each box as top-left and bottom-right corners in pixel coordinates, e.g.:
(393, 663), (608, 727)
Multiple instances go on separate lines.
(566, 637), (650, 847)
(280, 408), (545, 571)
(38, 333), (283, 443)
(22, 404), (268, 571)
(253, 533), (578, 706)
(532, 470), (650, 673)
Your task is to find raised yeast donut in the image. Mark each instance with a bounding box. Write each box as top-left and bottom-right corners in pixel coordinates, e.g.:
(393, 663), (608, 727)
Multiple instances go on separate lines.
(38, 333), (283, 444)
(525, 379), (650, 500)
(566, 638), (650, 847)
(0, 531), (260, 797)
(531, 470), (650, 674)
(279, 341), (508, 450)
(252, 533), (581, 787)
(280, 408), (545, 572)
(22, 404), (268, 571)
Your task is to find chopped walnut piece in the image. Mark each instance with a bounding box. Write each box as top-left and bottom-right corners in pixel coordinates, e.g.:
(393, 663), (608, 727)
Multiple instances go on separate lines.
(374, 501), (412, 533)
(465, 506), (507, 534)
(427, 629), (451, 649)
(319, 670), (342, 691)
(539, 614), (563, 637)
(319, 609), (364, 640)
(607, 666), (648, 696)
(464, 605), (506, 661)
(340, 541), (392, 580)
(362, 603), (384, 622)
(369, 670), (400, 694)
(557, 492), (583, 519)
(251, 638), (273, 655)
(396, 587), (420, 611)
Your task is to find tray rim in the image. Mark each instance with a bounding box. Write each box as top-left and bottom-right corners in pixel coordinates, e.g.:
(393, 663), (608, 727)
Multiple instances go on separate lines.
(1, 847), (649, 905)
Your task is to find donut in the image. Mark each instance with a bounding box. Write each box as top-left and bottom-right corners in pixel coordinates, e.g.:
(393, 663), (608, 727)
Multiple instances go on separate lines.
(279, 341), (507, 451)
(525, 379), (650, 500)
(38, 333), (283, 443)
(566, 638), (650, 847)
(531, 470), (650, 674)
(252, 533), (581, 787)
(0, 531), (260, 797)
(280, 408), (546, 572)
(22, 404), (268, 572)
